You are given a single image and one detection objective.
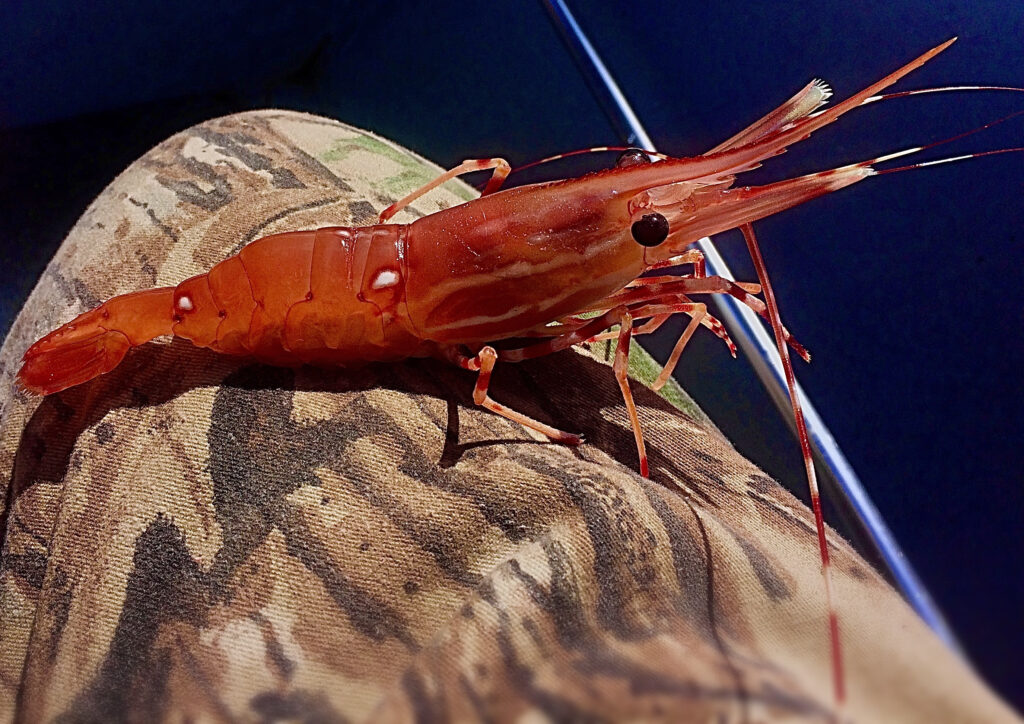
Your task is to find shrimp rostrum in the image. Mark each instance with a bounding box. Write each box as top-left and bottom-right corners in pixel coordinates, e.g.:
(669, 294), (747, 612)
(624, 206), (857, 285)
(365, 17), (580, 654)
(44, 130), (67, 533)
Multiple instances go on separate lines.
(17, 38), (1017, 709)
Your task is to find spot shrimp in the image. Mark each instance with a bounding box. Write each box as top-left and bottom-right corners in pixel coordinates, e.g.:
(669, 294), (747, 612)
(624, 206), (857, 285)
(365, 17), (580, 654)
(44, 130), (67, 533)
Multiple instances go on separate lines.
(16, 38), (1023, 716)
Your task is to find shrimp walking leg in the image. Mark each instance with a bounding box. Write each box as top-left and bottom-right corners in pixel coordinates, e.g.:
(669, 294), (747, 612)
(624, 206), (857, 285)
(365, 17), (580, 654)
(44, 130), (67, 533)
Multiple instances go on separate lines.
(652, 305), (707, 390)
(609, 309), (648, 477)
(626, 312), (673, 337)
(446, 345), (583, 445)
(618, 299), (735, 352)
(645, 249), (707, 276)
(580, 298), (721, 390)
(597, 278), (809, 361)
(497, 305), (649, 476)
(588, 303), (710, 344)
(377, 158), (511, 222)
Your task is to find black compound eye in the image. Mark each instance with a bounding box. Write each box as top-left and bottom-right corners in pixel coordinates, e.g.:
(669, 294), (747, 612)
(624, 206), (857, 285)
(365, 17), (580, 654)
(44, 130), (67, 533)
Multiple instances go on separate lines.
(631, 212), (669, 247)
(616, 148), (651, 168)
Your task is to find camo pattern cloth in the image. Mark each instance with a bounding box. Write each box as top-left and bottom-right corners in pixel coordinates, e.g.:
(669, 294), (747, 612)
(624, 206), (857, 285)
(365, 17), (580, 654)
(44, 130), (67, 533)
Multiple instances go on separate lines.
(0, 111), (1017, 723)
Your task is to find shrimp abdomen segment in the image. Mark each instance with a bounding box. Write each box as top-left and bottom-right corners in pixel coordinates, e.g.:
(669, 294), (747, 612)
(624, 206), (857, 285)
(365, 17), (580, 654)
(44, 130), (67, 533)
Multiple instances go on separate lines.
(206, 256), (256, 354)
(284, 226), (411, 359)
(239, 230), (317, 359)
(172, 227), (419, 364)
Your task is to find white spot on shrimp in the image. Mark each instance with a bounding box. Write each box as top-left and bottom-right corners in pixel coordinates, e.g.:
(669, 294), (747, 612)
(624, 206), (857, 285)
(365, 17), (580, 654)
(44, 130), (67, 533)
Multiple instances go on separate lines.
(176, 295), (194, 311)
(372, 269), (398, 289)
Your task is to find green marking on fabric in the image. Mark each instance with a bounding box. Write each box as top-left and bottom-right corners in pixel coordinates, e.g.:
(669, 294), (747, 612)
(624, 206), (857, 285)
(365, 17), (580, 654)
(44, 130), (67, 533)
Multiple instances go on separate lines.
(382, 169), (437, 197)
(320, 135), (477, 203)
(319, 135), (417, 167)
(322, 136), (431, 180)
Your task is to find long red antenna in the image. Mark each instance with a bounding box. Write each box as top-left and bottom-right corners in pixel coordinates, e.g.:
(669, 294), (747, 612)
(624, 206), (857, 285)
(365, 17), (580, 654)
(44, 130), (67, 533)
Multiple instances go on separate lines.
(739, 223), (846, 707)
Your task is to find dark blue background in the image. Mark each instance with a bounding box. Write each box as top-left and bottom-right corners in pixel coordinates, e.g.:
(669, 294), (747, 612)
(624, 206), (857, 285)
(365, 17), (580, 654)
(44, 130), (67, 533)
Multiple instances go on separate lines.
(2, 0), (1021, 710)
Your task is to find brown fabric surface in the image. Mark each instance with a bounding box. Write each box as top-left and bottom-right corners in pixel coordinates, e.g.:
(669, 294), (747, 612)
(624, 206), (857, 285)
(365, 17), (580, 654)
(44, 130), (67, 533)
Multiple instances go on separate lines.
(0, 111), (1016, 723)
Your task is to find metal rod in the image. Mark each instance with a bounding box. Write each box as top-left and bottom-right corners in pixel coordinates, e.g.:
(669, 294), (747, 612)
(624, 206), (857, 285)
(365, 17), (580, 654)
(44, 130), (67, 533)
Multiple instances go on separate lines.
(541, 0), (960, 652)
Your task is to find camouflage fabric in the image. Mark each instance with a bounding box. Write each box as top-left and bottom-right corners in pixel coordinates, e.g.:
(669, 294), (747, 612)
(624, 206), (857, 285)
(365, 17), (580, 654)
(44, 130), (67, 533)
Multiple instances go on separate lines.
(0, 111), (1016, 723)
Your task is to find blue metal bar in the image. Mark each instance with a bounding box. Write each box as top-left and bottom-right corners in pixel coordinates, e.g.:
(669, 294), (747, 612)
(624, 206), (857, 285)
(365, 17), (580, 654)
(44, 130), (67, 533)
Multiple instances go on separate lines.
(541, 0), (960, 652)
